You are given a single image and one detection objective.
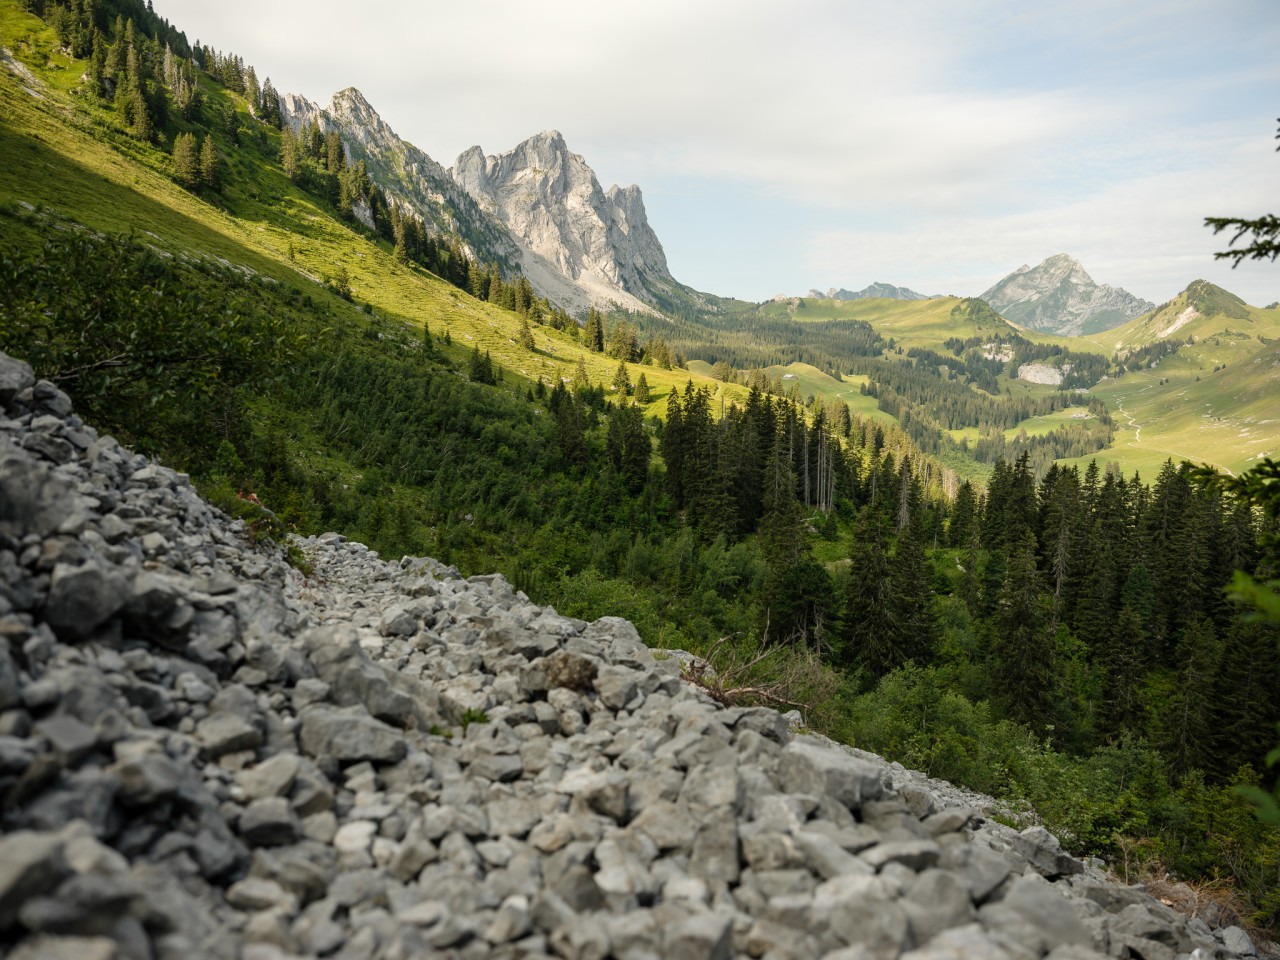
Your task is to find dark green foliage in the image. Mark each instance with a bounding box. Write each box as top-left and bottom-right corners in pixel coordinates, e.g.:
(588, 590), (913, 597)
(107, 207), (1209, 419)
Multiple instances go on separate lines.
(988, 533), (1059, 731)
(0, 230), (295, 463)
(172, 131), (199, 187)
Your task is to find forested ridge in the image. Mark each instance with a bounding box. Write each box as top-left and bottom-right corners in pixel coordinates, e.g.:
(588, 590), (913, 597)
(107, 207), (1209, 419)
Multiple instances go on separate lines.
(2, 0), (1279, 938)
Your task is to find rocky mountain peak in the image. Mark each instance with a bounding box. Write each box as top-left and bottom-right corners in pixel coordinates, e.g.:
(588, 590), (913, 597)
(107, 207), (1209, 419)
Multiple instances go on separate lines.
(450, 131), (680, 314)
(980, 254), (1154, 336)
(280, 87), (523, 277)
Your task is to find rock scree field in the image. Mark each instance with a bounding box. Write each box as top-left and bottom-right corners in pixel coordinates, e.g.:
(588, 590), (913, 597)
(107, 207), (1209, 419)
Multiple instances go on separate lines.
(0, 345), (1269, 959)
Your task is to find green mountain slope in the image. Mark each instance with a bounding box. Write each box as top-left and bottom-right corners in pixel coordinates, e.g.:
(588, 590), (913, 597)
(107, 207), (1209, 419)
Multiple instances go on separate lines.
(1054, 281), (1280, 474)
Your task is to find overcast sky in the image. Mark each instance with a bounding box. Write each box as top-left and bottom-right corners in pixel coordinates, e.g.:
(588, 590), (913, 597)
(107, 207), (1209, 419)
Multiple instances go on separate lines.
(157, 0), (1279, 306)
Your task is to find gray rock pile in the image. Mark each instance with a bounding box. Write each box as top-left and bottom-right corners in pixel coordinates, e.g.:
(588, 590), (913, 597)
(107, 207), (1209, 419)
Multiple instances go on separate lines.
(0, 345), (1264, 960)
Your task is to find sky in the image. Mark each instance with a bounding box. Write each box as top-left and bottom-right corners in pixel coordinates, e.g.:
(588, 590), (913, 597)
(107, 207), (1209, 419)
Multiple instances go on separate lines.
(157, 0), (1280, 307)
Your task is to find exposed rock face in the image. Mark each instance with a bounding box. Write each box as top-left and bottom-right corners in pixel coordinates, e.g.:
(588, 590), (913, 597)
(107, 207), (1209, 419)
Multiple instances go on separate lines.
(0, 346), (1260, 960)
(807, 283), (932, 301)
(1017, 362), (1069, 386)
(981, 254), (1154, 336)
(453, 131), (693, 315)
(280, 88), (524, 280)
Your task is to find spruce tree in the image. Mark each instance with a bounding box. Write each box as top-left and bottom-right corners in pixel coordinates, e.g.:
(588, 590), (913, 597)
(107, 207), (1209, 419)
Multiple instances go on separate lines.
(172, 132), (200, 188)
(572, 356), (590, 394)
(611, 359), (630, 397)
(889, 518), (936, 664)
(989, 532), (1058, 730)
(841, 510), (897, 674)
(518, 316), (535, 351)
(633, 372), (650, 404)
(199, 136), (220, 191)
(1158, 615), (1221, 776)
(583, 308), (604, 352)
(1098, 605), (1147, 738)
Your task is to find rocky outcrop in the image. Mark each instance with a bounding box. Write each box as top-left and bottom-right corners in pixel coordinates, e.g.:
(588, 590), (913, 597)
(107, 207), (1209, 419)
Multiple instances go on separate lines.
(981, 255), (1154, 336)
(280, 88), (524, 280)
(0, 347), (1263, 960)
(807, 283), (932, 302)
(453, 131), (698, 315)
(1016, 362), (1069, 386)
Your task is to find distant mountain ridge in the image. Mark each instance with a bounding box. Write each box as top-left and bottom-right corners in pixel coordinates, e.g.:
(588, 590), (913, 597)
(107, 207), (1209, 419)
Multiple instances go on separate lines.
(806, 283), (933, 302)
(980, 254), (1153, 336)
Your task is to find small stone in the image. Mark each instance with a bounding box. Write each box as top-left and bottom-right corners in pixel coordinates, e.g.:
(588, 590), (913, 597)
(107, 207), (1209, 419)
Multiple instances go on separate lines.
(484, 894), (532, 944)
(226, 876), (297, 914)
(297, 705), (407, 765)
(0, 830), (69, 929)
(557, 765), (629, 822)
(861, 839), (942, 872)
(236, 754), (301, 801)
(35, 715), (98, 764)
(198, 713), (263, 758)
(333, 820), (377, 856)
(238, 797), (301, 847)
(543, 650), (598, 691)
(44, 562), (127, 641)
(664, 911), (733, 960)
(1220, 925), (1257, 956)
(776, 739), (884, 811)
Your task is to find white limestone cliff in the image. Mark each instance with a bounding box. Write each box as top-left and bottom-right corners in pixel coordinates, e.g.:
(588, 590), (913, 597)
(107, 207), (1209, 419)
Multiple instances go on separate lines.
(452, 131), (682, 315)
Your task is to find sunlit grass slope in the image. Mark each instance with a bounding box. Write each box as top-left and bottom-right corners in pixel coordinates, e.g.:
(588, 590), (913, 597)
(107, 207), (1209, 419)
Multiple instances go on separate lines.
(0, 9), (741, 413)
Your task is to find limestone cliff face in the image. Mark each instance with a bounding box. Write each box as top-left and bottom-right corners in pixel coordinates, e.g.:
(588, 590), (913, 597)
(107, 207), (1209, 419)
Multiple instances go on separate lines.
(980, 254), (1154, 336)
(452, 131), (689, 315)
(280, 88), (523, 278)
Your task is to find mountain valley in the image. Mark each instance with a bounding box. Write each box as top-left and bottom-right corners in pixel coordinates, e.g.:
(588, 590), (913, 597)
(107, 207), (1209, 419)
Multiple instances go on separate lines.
(1, 2), (1279, 954)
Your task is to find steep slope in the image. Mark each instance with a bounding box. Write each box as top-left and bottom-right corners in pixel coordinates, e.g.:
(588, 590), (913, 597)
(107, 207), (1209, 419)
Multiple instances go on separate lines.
(0, 349), (1256, 960)
(279, 88), (524, 276)
(981, 254), (1154, 336)
(1088, 279), (1280, 354)
(807, 283), (932, 301)
(452, 130), (704, 316)
(1058, 282), (1280, 475)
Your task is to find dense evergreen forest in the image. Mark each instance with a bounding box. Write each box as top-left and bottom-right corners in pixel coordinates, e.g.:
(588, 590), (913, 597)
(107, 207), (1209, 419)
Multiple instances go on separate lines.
(3, 224), (1279, 929)
(4, 0), (1279, 936)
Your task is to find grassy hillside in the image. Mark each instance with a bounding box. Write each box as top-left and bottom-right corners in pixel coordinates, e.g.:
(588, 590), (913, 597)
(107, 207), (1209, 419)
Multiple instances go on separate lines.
(0, 9), (748, 416)
(760, 294), (1093, 353)
(1086, 280), (1280, 354)
(1052, 282), (1280, 474)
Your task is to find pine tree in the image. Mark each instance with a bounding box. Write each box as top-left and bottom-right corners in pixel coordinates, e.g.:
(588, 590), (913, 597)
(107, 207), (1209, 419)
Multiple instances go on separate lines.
(611, 360), (630, 396)
(890, 518), (936, 663)
(989, 532), (1058, 730)
(88, 29), (107, 97)
(172, 132), (200, 188)
(572, 356), (590, 394)
(583, 308), (604, 352)
(633, 372), (650, 404)
(518, 316), (535, 351)
(1158, 615), (1221, 776)
(1098, 605), (1147, 738)
(841, 510), (897, 673)
(199, 135), (220, 191)
(279, 126), (301, 182)
(244, 65), (260, 111)
(606, 404), (649, 493)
